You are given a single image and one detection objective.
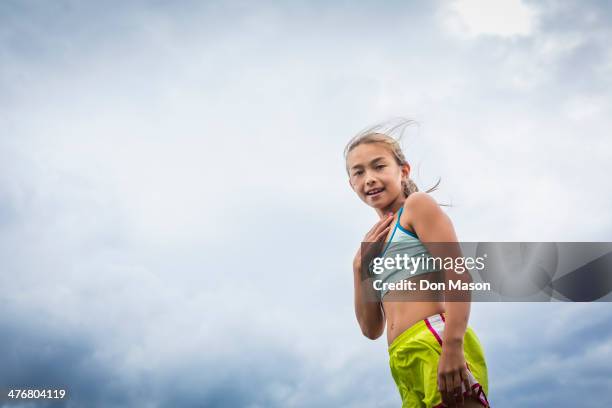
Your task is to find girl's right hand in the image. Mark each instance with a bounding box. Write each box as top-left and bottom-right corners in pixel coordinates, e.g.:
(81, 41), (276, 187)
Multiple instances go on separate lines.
(353, 212), (395, 272)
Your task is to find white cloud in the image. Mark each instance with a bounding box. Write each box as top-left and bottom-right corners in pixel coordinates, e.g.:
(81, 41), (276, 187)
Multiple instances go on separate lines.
(440, 0), (537, 38)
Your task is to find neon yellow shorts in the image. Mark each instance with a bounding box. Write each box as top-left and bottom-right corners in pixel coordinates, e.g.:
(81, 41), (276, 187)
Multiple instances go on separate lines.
(388, 313), (490, 408)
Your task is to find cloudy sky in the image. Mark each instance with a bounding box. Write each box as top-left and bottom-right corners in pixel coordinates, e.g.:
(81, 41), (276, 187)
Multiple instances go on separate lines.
(1, 0), (611, 407)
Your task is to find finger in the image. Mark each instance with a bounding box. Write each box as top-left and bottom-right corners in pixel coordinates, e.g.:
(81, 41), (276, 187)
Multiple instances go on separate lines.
(447, 373), (458, 408)
(373, 225), (391, 241)
(373, 214), (394, 232)
(438, 375), (449, 406)
(453, 371), (464, 406)
(371, 214), (394, 238)
(365, 214), (392, 240)
(365, 216), (388, 238)
(461, 369), (472, 398)
(440, 374), (454, 408)
(364, 224), (377, 240)
(365, 224), (390, 243)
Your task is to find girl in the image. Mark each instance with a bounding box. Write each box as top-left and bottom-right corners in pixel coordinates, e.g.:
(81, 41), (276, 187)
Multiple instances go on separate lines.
(345, 126), (490, 408)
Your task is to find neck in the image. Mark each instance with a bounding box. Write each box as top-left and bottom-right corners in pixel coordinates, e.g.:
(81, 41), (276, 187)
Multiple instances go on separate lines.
(375, 196), (405, 218)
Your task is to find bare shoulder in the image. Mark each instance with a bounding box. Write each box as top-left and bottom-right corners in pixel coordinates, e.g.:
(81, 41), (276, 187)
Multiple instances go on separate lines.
(400, 192), (445, 230)
(402, 192), (456, 241)
(403, 192), (441, 216)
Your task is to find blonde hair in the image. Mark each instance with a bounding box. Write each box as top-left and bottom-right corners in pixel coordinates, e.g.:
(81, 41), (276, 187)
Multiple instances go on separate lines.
(344, 118), (441, 198)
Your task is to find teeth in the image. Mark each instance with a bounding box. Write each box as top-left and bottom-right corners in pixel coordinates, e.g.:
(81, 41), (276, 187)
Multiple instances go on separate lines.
(367, 188), (383, 195)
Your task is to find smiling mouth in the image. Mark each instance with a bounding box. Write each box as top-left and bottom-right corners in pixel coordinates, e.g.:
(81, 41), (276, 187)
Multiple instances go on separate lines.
(366, 188), (384, 196)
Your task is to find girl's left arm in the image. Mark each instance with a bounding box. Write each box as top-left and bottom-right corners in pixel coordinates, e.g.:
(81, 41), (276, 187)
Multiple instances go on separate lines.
(405, 192), (474, 405)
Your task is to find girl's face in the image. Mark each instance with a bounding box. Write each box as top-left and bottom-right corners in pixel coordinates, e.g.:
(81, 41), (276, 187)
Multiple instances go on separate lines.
(347, 143), (409, 210)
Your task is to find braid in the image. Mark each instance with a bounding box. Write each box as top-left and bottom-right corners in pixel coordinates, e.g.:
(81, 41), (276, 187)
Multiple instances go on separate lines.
(402, 177), (419, 197)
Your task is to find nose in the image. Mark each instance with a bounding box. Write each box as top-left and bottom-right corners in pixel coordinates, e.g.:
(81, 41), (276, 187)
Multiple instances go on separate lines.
(365, 172), (376, 186)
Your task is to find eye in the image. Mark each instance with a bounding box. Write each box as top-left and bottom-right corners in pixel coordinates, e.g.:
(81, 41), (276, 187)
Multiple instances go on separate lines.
(353, 170), (364, 176)
(375, 164), (386, 170)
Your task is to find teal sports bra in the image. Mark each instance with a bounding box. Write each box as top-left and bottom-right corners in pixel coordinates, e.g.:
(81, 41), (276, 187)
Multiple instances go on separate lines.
(369, 207), (442, 300)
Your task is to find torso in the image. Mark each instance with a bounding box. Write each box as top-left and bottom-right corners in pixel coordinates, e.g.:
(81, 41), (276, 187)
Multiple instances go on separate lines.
(383, 283), (446, 345)
(381, 206), (446, 346)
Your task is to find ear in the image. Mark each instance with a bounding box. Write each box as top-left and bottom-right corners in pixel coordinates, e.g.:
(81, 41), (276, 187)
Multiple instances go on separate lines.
(401, 163), (410, 179)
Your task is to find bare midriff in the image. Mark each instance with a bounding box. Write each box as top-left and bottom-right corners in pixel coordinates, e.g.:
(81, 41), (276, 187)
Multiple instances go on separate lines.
(382, 271), (446, 346)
